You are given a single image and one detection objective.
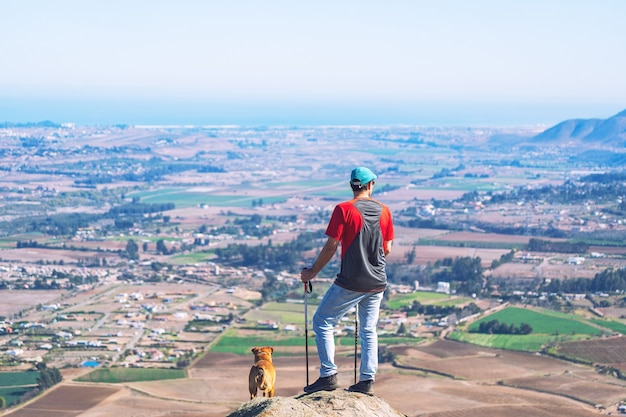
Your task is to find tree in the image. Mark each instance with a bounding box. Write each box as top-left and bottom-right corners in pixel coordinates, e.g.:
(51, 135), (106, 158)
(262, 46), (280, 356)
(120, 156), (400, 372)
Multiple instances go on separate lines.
(125, 239), (139, 260)
(156, 239), (169, 255)
(405, 246), (416, 264)
(176, 358), (191, 368)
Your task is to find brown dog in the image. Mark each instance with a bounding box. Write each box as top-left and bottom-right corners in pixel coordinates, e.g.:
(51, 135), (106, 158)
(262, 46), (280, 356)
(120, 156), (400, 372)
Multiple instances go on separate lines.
(248, 346), (276, 399)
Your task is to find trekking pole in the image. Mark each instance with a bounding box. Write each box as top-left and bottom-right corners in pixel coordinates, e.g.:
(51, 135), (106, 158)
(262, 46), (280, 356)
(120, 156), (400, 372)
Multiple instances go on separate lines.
(304, 281), (313, 387)
(354, 304), (358, 385)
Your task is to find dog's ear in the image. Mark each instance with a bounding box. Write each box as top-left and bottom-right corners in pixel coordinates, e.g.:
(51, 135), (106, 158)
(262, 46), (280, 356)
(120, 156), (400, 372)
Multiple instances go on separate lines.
(269, 347), (274, 353)
(251, 347), (258, 354)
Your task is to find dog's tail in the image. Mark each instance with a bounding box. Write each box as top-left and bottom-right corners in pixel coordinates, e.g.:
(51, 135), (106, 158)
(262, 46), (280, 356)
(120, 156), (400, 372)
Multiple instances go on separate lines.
(255, 367), (267, 389)
(255, 367), (265, 383)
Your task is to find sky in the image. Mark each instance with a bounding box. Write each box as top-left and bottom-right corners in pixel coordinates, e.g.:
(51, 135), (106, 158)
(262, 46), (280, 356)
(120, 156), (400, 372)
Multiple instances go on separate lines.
(1, 0), (625, 126)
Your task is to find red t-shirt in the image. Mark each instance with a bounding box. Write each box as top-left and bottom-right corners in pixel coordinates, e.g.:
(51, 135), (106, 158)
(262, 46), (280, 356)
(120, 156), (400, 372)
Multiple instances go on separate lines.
(325, 198), (394, 292)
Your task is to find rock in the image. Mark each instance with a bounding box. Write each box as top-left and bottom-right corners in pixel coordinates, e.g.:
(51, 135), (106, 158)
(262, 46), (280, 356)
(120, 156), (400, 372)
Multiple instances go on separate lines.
(226, 389), (407, 417)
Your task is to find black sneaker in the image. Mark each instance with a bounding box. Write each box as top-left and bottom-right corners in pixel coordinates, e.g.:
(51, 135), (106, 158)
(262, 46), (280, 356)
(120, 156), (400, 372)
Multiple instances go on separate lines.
(303, 374), (340, 393)
(348, 379), (374, 395)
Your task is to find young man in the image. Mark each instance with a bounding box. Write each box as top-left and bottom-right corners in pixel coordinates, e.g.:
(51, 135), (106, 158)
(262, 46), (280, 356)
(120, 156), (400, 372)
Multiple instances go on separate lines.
(300, 166), (394, 395)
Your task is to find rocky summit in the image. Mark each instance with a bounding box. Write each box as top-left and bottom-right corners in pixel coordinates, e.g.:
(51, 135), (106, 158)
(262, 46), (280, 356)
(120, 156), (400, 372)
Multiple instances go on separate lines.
(226, 389), (407, 417)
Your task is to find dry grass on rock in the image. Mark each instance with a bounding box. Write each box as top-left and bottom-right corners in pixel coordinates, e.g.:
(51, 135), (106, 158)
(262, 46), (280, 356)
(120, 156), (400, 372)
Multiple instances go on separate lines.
(226, 390), (406, 417)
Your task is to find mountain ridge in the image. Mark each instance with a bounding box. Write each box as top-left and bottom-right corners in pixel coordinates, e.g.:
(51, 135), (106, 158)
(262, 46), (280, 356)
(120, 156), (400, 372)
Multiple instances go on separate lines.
(532, 108), (626, 146)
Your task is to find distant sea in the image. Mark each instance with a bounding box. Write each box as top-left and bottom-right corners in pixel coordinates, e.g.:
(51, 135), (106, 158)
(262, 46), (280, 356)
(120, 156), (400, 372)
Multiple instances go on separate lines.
(1, 96), (621, 127)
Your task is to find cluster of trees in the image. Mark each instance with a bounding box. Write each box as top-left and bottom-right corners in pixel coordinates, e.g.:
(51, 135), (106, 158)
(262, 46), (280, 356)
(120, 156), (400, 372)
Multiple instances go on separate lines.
(32, 278), (62, 290)
(542, 267), (626, 293)
(233, 214), (273, 238)
(402, 300), (481, 317)
(527, 238), (588, 254)
(387, 256), (486, 297)
(197, 165), (225, 173)
(432, 256), (484, 296)
(214, 230), (326, 275)
(214, 241), (299, 272)
(16, 240), (42, 249)
(211, 214), (274, 239)
(20, 212), (96, 236)
(485, 176), (626, 206)
(107, 201), (175, 216)
(260, 272), (295, 302)
(37, 362), (62, 390)
(2, 195), (176, 238)
(490, 250), (516, 269)
(472, 319), (532, 335)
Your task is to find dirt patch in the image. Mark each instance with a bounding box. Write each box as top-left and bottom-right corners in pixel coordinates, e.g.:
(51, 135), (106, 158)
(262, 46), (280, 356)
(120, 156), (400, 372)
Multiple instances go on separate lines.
(435, 231), (534, 244)
(4, 385), (120, 417)
(0, 290), (65, 317)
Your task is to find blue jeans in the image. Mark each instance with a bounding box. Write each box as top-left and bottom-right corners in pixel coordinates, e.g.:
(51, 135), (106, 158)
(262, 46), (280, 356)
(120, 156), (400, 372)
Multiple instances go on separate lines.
(312, 283), (384, 382)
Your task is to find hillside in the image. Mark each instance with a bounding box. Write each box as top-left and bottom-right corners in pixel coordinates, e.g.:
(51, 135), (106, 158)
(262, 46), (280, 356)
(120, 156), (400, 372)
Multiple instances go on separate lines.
(532, 108), (626, 146)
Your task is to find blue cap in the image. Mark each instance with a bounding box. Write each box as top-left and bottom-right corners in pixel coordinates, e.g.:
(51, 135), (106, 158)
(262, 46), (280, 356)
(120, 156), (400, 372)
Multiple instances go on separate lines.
(350, 167), (377, 186)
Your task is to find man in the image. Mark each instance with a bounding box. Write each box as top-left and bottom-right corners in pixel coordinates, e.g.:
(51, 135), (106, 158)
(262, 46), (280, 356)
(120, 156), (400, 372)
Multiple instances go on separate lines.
(300, 166), (394, 396)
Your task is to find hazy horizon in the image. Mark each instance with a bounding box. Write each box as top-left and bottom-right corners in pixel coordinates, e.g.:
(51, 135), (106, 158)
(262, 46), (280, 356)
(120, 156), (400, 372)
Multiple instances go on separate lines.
(3, 97), (623, 128)
(2, 1), (625, 127)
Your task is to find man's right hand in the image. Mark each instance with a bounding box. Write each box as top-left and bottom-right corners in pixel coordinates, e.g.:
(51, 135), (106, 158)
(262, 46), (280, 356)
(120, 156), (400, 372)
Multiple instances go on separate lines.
(301, 267), (315, 283)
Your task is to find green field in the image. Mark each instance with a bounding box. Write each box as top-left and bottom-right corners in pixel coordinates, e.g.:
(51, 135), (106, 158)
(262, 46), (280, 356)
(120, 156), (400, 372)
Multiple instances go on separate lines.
(0, 371), (39, 407)
(386, 291), (451, 310)
(132, 188), (287, 208)
(417, 239), (522, 250)
(243, 301), (310, 324)
(447, 330), (579, 351)
(450, 306), (606, 352)
(590, 318), (626, 335)
(0, 387), (33, 407)
(469, 307), (604, 336)
(76, 367), (186, 383)
(170, 250), (214, 264)
(0, 371), (39, 387)
(376, 336), (425, 345)
(210, 329), (308, 355)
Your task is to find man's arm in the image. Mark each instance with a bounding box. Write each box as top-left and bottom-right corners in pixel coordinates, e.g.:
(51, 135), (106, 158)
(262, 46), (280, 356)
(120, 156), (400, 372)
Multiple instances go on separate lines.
(383, 240), (392, 256)
(300, 237), (339, 283)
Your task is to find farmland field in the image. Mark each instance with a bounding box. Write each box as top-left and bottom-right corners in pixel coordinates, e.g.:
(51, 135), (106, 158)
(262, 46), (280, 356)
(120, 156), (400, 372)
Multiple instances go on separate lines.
(133, 187), (288, 208)
(447, 331), (564, 351)
(386, 291), (450, 309)
(0, 371), (39, 387)
(589, 318), (626, 335)
(0, 290), (65, 317)
(446, 306), (613, 352)
(390, 339), (626, 411)
(556, 336), (626, 372)
(468, 307), (604, 337)
(3, 385), (120, 417)
(0, 371), (39, 407)
(209, 330), (307, 355)
(75, 367), (186, 383)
